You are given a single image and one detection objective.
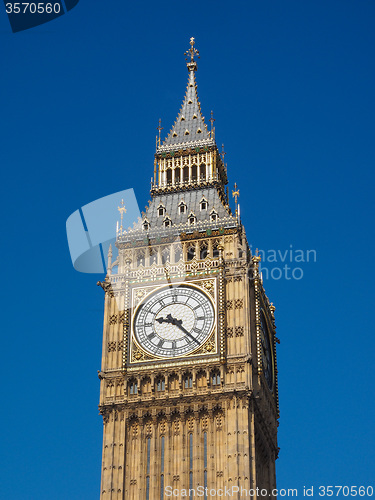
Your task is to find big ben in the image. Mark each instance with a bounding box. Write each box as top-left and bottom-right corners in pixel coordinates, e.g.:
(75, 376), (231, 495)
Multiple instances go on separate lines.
(97, 38), (279, 499)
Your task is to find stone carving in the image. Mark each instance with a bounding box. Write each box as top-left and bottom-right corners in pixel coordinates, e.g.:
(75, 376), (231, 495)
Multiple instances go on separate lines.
(234, 299), (243, 309)
(109, 314), (118, 325)
(108, 341), (117, 352)
(226, 327), (233, 338)
(235, 326), (244, 337)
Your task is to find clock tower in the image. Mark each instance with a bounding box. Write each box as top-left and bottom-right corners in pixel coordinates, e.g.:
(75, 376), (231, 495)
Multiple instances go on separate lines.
(98, 38), (279, 499)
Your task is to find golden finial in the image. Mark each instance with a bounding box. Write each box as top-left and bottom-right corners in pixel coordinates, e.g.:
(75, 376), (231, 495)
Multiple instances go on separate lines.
(157, 118), (163, 147)
(232, 183), (240, 216)
(185, 37), (200, 71)
(118, 199), (127, 230)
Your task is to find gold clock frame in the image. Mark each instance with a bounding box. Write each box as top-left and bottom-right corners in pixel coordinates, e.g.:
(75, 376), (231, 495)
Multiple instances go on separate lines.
(128, 278), (218, 365)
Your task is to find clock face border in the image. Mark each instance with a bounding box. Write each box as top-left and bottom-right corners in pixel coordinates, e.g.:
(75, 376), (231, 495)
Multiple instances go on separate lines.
(129, 280), (217, 363)
(259, 308), (275, 392)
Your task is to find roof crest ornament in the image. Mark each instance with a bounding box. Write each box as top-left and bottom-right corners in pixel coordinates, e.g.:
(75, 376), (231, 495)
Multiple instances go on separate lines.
(185, 37), (200, 72)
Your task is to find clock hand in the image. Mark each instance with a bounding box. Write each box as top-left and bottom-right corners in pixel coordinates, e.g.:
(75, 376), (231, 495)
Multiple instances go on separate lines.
(156, 315), (176, 324)
(173, 320), (200, 345)
(156, 315), (199, 345)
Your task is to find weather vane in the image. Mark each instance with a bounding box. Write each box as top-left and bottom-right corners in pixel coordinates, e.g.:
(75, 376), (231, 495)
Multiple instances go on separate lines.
(185, 37), (200, 71)
(118, 199), (127, 230)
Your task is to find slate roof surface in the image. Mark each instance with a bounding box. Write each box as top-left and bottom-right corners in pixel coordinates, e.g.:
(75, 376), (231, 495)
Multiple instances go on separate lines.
(160, 69), (212, 150)
(145, 187), (232, 228)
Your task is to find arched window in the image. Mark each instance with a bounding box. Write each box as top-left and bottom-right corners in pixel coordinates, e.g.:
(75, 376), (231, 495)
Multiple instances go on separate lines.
(166, 169), (172, 184)
(187, 245), (195, 261)
(212, 241), (220, 258)
(191, 164), (197, 181)
(184, 373), (193, 389)
(200, 164), (206, 180)
(129, 379), (138, 395)
(200, 243), (208, 259)
(137, 251), (145, 267)
(174, 245), (183, 262)
(143, 220), (150, 230)
(183, 166), (189, 183)
(161, 247), (170, 265)
(175, 168), (181, 184)
(211, 370), (221, 386)
(158, 205), (165, 217)
(156, 377), (165, 391)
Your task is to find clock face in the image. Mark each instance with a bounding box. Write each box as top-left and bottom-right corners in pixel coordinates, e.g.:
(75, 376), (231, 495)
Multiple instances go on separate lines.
(133, 284), (215, 358)
(260, 311), (273, 390)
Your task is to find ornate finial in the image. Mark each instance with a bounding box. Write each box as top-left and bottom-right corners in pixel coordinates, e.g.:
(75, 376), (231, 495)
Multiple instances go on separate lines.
(210, 110), (215, 140)
(185, 37), (200, 71)
(157, 118), (163, 147)
(232, 182), (240, 216)
(118, 199), (127, 230)
(220, 144), (226, 162)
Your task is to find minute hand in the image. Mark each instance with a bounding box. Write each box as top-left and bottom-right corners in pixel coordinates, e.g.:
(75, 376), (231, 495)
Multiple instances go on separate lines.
(174, 320), (200, 345)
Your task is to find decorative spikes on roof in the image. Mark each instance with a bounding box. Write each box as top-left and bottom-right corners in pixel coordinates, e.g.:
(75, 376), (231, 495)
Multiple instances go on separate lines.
(160, 38), (212, 150)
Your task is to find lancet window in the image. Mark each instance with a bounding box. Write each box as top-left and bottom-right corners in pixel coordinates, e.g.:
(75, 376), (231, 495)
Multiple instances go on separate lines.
(174, 244), (183, 262)
(211, 370), (221, 386)
(200, 163), (206, 180)
(184, 372), (193, 389)
(187, 245), (195, 261)
(128, 378), (138, 395)
(156, 377), (165, 392)
(200, 241), (208, 259)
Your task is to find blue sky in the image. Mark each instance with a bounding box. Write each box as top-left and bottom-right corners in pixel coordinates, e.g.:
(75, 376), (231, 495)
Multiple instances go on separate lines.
(1, 1), (374, 498)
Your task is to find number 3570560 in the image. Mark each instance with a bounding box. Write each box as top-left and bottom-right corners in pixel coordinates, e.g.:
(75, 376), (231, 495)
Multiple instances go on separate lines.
(6, 3), (61, 14)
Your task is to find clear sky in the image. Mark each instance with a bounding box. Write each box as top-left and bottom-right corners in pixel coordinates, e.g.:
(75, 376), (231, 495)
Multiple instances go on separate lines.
(1, 1), (374, 498)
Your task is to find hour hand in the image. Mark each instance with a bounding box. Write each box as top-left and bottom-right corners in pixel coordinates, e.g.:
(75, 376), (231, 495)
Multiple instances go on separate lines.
(156, 315), (175, 324)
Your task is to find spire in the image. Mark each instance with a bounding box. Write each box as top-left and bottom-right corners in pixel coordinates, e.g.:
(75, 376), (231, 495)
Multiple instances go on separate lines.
(158, 37), (213, 152)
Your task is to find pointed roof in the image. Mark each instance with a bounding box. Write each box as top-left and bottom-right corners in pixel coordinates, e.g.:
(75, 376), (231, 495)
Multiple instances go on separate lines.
(157, 38), (215, 153)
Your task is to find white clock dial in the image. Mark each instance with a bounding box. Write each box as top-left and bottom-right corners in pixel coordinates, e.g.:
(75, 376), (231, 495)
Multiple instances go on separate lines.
(133, 285), (215, 358)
